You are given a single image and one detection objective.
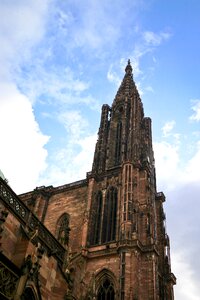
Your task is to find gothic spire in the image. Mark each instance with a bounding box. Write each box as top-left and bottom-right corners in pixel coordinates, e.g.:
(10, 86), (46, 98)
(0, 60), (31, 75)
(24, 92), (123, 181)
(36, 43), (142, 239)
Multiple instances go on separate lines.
(113, 59), (136, 105)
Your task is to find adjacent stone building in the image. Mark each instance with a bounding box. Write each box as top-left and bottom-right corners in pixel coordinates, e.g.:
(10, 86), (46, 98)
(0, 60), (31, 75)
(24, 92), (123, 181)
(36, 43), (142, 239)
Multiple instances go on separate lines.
(0, 60), (176, 299)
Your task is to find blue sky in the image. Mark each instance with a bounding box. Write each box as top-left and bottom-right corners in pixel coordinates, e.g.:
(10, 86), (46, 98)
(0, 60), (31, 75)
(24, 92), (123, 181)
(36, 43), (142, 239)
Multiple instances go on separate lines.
(0, 1), (200, 299)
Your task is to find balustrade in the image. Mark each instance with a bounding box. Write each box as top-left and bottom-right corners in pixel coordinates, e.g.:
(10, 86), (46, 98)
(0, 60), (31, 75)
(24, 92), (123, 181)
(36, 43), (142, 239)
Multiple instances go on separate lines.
(0, 177), (65, 264)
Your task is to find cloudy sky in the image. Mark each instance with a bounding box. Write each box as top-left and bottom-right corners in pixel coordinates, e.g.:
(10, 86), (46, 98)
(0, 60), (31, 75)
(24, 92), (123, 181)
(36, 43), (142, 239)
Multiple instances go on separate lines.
(0, 1), (200, 298)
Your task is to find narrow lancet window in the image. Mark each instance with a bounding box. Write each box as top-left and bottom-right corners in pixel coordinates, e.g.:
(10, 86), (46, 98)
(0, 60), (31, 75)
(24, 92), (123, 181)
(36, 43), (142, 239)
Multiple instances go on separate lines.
(115, 122), (122, 165)
(102, 187), (118, 243)
(56, 213), (70, 246)
(90, 191), (103, 245)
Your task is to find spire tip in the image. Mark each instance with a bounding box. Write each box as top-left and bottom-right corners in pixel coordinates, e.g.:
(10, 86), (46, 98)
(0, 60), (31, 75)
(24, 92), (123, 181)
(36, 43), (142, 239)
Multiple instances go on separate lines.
(125, 59), (132, 74)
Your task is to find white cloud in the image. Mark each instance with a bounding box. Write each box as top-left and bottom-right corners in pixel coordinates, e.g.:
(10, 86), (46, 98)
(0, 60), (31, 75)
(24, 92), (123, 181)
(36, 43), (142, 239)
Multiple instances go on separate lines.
(154, 135), (200, 191)
(107, 65), (121, 86)
(39, 133), (97, 187)
(58, 110), (89, 139)
(17, 65), (97, 108)
(154, 131), (200, 300)
(56, 8), (74, 34)
(184, 141), (200, 183)
(143, 30), (171, 46)
(189, 99), (200, 122)
(162, 120), (176, 137)
(0, 0), (103, 195)
(145, 85), (154, 93)
(129, 48), (144, 78)
(0, 82), (49, 194)
(0, 1), (50, 193)
(64, 1), (123, 51)
(166, 181), (200, 300)
(154, 106), (200, 299)
(124, 29), (172, 80)
(0, 0), (49, 80)
(36, 105), (97, 188)
(44, 1), (124, 56)
(173, 250), (199, 300)
(154, 141), (181, 190)
(107, 28), (172, 93)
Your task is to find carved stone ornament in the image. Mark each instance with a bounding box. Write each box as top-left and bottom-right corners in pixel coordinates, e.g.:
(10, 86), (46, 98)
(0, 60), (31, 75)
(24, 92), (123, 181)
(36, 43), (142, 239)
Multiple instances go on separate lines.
(0, 260), (19, 298)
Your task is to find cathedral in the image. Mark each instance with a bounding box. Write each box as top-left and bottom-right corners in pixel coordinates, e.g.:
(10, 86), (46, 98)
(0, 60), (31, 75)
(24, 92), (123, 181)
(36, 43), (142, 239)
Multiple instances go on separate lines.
(0, 60), (176, 299)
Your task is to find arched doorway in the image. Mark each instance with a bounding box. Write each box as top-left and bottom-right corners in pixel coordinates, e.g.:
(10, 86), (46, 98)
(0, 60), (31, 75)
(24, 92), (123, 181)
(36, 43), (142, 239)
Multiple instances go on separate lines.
(97, 278), (115, 300)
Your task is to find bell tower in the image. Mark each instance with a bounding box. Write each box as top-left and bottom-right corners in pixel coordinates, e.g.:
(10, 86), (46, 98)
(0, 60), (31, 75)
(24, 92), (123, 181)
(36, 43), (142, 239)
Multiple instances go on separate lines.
(85, 60), (176, 299)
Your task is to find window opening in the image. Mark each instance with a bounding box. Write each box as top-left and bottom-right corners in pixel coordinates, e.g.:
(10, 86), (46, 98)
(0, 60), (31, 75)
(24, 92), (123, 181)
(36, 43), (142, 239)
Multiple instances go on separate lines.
(97, 279), (115, 300)
(115, 122), (122, 165)
(56, 213), (70, 245)
(90, 192), (103, 245)
(102, 187), (117, 243)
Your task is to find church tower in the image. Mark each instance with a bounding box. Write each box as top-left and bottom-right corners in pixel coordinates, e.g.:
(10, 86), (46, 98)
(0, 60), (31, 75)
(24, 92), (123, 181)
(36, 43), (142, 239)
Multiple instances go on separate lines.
(6, 60), (176, 300)
(83, 60), (176, 299)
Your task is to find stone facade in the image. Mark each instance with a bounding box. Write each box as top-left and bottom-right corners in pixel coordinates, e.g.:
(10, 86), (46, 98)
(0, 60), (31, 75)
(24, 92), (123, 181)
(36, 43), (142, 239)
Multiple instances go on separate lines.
(0, 60), (176, 299)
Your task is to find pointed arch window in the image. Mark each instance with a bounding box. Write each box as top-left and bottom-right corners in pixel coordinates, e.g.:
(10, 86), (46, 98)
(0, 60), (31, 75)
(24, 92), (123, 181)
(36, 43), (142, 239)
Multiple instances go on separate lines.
(115, 122), (122, 165)
(56, 213), (70, 246)
(102, 187), (118, 243)
(97, 278), (115, 300)
(90, 191), (103, 245)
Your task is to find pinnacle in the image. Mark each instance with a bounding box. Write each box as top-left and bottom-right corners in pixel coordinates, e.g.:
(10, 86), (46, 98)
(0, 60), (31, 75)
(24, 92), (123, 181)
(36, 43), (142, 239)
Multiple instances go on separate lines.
(125, 59), (132, 74)
(113, 59), (135, 101)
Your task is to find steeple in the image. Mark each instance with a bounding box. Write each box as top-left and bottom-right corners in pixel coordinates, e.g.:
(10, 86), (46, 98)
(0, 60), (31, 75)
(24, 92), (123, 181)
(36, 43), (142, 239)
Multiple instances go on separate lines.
(92, 60), (153, 174)
(113, 59), (136, 106)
